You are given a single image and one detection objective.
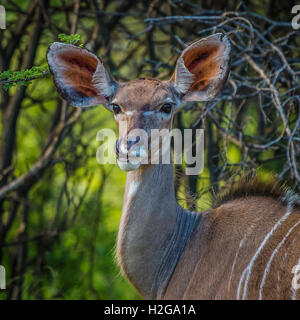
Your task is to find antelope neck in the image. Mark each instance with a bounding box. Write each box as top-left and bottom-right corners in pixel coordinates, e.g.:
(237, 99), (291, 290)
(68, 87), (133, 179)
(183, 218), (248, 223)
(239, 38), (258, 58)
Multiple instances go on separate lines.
(116, 162), (201, 299)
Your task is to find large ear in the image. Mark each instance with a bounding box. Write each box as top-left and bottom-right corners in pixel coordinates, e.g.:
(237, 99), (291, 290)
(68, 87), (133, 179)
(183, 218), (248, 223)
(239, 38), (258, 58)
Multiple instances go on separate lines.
(171, 34), (230, 102)
(47, 42), (117, 108)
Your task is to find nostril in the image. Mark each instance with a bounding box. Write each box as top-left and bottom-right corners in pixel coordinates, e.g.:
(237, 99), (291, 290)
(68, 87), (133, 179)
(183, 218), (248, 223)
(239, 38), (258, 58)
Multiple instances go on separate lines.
(127, 136), (140, 150)
(114, 138), (121, 156)
(115, 137), (141, 160)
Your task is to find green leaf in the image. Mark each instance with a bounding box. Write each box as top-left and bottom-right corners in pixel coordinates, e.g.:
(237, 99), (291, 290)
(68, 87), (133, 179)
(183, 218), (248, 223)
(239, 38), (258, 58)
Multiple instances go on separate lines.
(0, 66), (49, 90)
(58, 33), (82, 45)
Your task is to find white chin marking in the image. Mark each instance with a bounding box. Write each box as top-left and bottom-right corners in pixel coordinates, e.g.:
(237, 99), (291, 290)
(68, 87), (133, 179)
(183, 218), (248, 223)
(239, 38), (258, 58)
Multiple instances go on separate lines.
(117, 160), (141, 172)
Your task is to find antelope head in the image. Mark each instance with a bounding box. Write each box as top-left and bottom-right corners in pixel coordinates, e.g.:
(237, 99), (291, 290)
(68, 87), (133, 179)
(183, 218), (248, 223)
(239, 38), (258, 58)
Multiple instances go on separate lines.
(47, 34), (230, 171)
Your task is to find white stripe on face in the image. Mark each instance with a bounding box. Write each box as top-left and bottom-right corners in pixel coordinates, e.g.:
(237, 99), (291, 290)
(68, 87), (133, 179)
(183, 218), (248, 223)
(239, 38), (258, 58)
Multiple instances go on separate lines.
(143, 111), (155, 116)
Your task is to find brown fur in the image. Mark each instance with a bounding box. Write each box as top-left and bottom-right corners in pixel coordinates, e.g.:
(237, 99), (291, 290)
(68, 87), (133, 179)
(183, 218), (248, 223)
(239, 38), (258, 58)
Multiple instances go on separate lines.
(164, 182), (300, 300)
(212, 174), (299, 209)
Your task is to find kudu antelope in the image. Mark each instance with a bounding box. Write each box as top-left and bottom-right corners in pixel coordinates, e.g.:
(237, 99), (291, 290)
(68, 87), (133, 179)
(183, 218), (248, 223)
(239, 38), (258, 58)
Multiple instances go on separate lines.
(47, 34), (300, 300)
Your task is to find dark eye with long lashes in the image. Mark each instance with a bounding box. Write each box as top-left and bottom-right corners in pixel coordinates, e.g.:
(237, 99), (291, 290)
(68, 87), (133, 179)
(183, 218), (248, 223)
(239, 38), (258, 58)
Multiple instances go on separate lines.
(112, 104), (122, 115)
(160, 103), (172, 114)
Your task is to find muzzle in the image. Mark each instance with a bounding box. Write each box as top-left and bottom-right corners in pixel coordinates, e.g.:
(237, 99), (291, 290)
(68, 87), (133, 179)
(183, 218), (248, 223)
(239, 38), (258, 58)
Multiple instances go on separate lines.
(114, 136), (147, 171)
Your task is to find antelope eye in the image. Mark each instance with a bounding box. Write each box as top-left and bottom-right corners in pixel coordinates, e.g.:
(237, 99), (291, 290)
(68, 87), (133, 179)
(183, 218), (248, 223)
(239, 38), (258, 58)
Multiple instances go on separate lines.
(112, 104), (122, 115)
(160, 103), (172, 114)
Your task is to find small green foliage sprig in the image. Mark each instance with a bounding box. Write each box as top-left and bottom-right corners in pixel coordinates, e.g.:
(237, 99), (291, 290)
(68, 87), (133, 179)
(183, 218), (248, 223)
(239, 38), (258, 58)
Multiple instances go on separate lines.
(0, 33), (82, 90)
(58, 33), (83, 46)
(0, 66), (49, 90)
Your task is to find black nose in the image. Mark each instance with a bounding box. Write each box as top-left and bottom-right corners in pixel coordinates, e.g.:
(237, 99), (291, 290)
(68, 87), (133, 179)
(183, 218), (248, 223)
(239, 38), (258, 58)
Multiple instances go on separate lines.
(114, 136), (141, 159)
(127, 136), (140, 150)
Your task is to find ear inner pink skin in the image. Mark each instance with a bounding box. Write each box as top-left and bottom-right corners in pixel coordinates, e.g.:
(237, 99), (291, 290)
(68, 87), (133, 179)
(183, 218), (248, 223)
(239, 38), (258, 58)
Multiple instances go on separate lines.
(171, 34), (231, 102)
(183, 44), (221, 91)
(47, 42), (115, 108)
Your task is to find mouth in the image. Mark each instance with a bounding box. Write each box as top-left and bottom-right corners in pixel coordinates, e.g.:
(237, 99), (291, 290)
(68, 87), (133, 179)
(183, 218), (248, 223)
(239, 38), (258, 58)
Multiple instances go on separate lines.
(117, 159), (141, 171)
